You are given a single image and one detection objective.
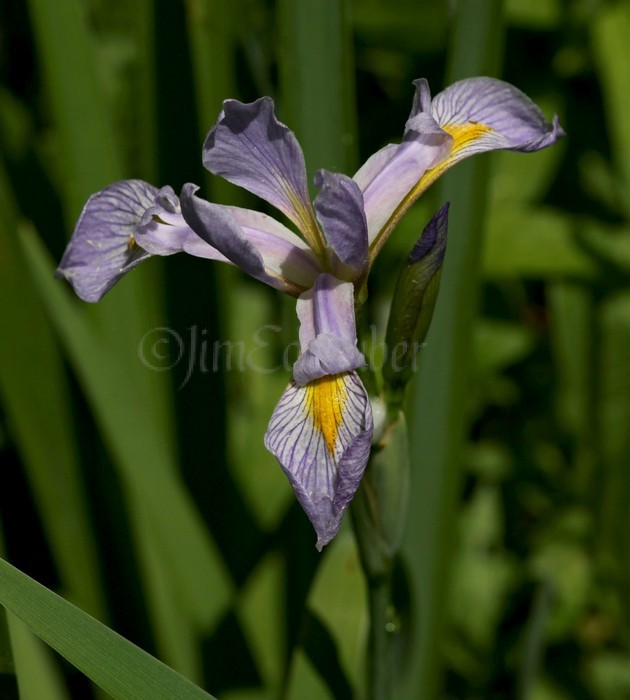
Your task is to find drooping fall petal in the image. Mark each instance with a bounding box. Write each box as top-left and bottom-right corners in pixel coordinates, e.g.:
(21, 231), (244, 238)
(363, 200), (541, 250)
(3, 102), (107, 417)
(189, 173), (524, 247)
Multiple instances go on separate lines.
(265, 371), (373, 550)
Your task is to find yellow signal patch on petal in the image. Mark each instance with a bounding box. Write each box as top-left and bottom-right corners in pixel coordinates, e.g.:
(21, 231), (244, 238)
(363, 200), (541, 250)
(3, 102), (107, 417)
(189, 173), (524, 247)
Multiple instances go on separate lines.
(304, 374), (347, 455)
(441, 121), (494, 153)
(402, 122), (495, 204)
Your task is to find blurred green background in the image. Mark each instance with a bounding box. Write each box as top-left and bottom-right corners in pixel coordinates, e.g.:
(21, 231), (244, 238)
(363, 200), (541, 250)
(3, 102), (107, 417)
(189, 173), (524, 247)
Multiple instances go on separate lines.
(1, 0), (629, 698)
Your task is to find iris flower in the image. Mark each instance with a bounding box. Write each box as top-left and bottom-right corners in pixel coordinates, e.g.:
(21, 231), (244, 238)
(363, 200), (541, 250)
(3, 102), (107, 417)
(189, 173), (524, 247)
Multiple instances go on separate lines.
(57, 77), (563, 548)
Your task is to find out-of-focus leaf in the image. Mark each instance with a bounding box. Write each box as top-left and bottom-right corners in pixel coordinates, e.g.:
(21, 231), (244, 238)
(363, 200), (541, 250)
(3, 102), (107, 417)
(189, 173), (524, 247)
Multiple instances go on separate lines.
(597, 291), (630, 580)
(8, 614), (70, 700)
(235, 553), (284, 696)
(228, 285), (292, 530)
(0, 163), (105, 618)
(308, 534), (367, 694)
(352, 2), (448, 52)
(285, 650), (333, 700)
(278, 0), (357, 175)
(470, 319), (536, 417)
(19, 226), (233, 669)
(548, 283), (595, 495)
(401, 1), (503, 698)
(0, 609), (19, 700)
(25, 0), (120, 215)
(530, 540), (591, 640)
(592, 2), (630, 204)
(505, 0), (560, 27)
(530, 677), (572, 700)
(484, 207), (599, 279)
(449, 487), (516, 656)
(0, 558), (218, 700)
(587, 652), (630, 700)
(476, 320), (536, 375)
(491, 135), (565, 206)
(580, 221), (630, 274)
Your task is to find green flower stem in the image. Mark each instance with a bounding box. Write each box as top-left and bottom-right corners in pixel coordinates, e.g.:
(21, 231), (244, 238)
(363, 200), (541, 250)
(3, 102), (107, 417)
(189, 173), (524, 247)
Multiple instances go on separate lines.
(352, 413), (409, 700)
(352, 481), (395, 700)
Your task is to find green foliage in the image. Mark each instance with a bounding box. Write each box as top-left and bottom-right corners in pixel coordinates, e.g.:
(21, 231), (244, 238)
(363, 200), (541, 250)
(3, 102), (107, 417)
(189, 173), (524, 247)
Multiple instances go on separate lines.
(0, 0), (628, 698)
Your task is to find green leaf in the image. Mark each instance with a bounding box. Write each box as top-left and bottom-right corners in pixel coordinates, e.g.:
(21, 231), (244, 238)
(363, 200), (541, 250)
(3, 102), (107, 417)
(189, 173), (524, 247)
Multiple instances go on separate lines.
(18, 226), (233, 674)
(0, 609), (19, 700)
(307, 534), (368, 695)
(0, 162), (105, 619)
(401, 0), (504, 698)
(285, 650), (334, 700)
(7, 615), (70, 700)
(278, 0), (357, 175)
(484, 207), (599, 280)
(25, 0), (120, 216)
(592, 2), (630, 207)
(0, 558), (217, 700)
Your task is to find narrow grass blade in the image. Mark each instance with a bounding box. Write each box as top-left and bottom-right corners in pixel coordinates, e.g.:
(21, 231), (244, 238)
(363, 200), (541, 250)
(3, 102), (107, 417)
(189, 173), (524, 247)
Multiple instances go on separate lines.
(0, 558), (218, 700)
(25, 0), (120, 215)
(0, 162), (105, 619)
(591, 2), (630, 207)
(19, 227), (233, 663)
(8, 615), (70, 700)
(0, 609), (19, 700)
(400, 1), (504, 698)
(278, 0), (357, 174)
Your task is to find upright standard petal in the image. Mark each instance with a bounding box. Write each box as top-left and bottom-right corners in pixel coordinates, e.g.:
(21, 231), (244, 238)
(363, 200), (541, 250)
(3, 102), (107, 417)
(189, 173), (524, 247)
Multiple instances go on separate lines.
(55, 180), (155, 302)
(292, 273), (366, 386)
(353, 112), (452, 242)
(180, 184), (322, 295)
(202, 97), (322, 251)
(264, 371), (373, 550)
(313, 170), (369, 279)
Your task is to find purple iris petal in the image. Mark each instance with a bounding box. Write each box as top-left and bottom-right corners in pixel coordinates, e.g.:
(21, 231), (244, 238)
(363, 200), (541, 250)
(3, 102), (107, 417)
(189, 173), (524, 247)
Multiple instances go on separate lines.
(136, 185), (230, 262)
(313, 170), (369, 277)
(353, 113), (452, 242)
(180, 184), (322, 295)
(264, 371), (373, 550)
(409, 201), (449, 266)
(293, 273), (365, 386)
(55, 180), (156, 302)
(202, 97), (318, 240)
(416, 76), (565, 156)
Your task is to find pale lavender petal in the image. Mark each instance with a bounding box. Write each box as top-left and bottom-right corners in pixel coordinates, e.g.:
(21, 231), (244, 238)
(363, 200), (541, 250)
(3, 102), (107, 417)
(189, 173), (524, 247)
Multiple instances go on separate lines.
(418, 77), (565, 158)
(264, 371), (373, 550)
(203, 97), (318, 239)
(136, 185), (230, 263)
(353, 114), (452, 242)
(180, 184), (321, 295)
(55, 180), (155, 302)
(293, 273), (365, 385)
(293, 333), (365, 387)
(313, 170), (368, 277)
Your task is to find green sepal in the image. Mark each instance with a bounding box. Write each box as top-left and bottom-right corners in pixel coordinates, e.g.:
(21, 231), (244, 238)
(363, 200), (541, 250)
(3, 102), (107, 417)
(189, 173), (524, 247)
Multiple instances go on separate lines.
(383, 203), (449, 406)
